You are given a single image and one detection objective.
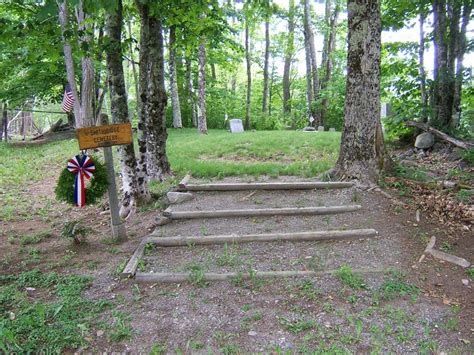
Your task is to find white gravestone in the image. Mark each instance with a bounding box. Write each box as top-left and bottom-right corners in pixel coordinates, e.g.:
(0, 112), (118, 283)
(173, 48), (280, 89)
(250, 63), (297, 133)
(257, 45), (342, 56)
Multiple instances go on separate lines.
(329, 128), (336, 132)
(318, 126), (325, 132)
(229, 119), (244, 133)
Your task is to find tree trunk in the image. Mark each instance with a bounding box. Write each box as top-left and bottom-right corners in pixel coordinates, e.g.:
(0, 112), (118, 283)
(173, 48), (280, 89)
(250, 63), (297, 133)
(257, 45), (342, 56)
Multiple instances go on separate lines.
(135, 2), (151, 190)
(169, 26), (183, 128)
(105, 0), (150, 209)
(320, 0), (339, 126)
(94, 24), (104, 122)
(127, 17), (140, 121)
(1, 103), (7, 142)
(198, 39), (208, 134)
(58, 0), (82, 127)
(146, 15), (171, 179)
(432, 0), (451, 128)
(269, 61), (275, 117)
(262, 17), (270, 114)
(76, 0), (94, 127)
(304, 32), (314, 125)
(303, 0), (321, 126)
(333, 0), (387, 181)
(185, 57), (197, 127)
(282, 0), (295, 115)
(244, 16), (251, 130)
(451, 1), (471, 129)
(418, 12), (428, 122)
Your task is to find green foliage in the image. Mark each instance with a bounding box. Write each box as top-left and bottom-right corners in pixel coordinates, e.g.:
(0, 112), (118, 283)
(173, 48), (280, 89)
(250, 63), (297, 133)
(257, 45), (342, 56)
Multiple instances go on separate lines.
(336, 265), (366, 290)
(0, 270), (110, 353)
(55, 156), (109, 206)
(20, 230), (52, 245)
(461, 148), (474, 165)
(378, 271), (419, 301)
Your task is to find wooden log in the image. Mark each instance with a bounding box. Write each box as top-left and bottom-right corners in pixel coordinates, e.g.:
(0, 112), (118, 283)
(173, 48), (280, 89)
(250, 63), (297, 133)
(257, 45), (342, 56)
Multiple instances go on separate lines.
(179, 181), (354, 192)
(121, 237), (148, 277)
(147, 229), (377, 247)
(178, 174), (191, 189)
(135, 267), (391, 283)
(163, 205), (361, 220)
(405, 120), (473, 150)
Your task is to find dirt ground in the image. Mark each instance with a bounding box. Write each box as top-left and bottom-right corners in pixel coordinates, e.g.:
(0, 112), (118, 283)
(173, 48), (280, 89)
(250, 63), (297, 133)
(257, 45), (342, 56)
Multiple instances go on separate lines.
(1, 172), (473, 353)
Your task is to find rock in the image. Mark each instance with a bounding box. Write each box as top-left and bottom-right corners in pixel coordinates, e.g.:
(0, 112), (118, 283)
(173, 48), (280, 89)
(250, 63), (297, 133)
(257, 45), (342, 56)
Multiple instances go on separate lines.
(97, 330), (104, 337)
(155, 216), (172, 226)
(462, 279), (469, 286)
(317, 126), (325, 132)
(329, 128), (336, 132)
(415, 132), (434, 149)
(167, 191), (194, 204)
(248, 331), (257, 336)
(303, 126), (316, 131)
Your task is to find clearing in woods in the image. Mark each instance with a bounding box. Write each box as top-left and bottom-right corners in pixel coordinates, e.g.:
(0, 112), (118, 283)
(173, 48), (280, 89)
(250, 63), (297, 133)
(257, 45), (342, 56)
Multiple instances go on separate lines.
(0, 130), (472, 352)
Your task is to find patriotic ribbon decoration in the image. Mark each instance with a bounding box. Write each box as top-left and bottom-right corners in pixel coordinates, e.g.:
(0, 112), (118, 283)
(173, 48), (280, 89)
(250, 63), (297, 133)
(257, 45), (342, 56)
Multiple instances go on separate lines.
(67, 155), (95, 207)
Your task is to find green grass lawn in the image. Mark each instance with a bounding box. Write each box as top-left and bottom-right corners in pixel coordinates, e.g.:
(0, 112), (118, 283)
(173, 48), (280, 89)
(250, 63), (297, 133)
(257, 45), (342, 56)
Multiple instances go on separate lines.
(168, 129), (340, 177)
(0, 129), (340, 191)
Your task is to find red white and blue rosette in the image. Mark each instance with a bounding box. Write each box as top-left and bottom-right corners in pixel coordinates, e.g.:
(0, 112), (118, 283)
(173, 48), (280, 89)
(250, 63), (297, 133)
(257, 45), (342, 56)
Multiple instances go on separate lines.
(67, 154), (95, 207)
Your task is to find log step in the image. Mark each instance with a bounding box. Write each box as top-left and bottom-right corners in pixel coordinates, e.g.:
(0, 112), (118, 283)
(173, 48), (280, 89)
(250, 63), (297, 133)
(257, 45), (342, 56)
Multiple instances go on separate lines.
(179, 181), (354, 192)
(147, 229), (377, 247)
(163, 205), (362, 220)
(135, 267), (392, 283)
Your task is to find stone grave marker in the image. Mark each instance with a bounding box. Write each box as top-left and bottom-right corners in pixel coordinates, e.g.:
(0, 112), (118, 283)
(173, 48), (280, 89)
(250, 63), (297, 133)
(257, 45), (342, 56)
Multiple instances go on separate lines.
(229, 119), (244, 133)
(329, 128), (336, 132)
(318, 126), (325, 132)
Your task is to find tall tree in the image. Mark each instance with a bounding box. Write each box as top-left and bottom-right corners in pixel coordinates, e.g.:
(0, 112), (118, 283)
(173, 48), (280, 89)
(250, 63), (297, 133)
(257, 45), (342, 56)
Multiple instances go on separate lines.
(262, 3), (271, 115)
(451, 1), (472, 128)
(320, 0), (340, 126)
(75, 0), (95, 127)
(418, 10), (428, 122)
(58, 0), (82, 127)
(185, 56), (198, 127)
(105, 0), (150, 213)
(169, 25), (183, 128)
(1, 103), (7, 141)
(302, 0), (321, 126)
(136, 1), (171, 180)
(333, 0), (387, 181)
(244, 2), (252, 130)
(198, 38), (208, 134)
(282, 0), (295, 115)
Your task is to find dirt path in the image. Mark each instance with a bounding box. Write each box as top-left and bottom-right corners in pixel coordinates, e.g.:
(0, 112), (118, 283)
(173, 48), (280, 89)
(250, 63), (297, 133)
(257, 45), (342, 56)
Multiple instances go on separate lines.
(115, 177), (473, 353)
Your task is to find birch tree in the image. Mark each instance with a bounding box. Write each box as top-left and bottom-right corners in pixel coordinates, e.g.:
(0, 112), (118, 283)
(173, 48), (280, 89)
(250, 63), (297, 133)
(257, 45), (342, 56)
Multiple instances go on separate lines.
(105, 0), (150, 214)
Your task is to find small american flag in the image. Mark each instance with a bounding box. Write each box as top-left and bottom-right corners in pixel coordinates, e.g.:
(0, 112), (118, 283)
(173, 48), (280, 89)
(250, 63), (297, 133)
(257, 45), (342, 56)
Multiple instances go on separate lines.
(61, 83), (74, 112)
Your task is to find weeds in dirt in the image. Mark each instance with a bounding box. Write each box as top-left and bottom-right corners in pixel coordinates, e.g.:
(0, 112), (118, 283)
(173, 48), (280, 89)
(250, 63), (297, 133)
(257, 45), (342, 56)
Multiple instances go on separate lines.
(466, 268), (474, 280)
(378, 270), (419, 301)
(20, 230), (52, 245)
(394, 164), (431, 182)
(186, 262), (208, 287)
(351, 190), (362, 203)
(0, 270), (111, 352)
(60, 220), (90, 244)
(336, 265), (367, 290)
(240, 310), (263, 330)
(109, 311), (134, 341)
(279, 317), (317, 334)
(456, 189), (473, 204)
(216, 243), (240, 267)
(150, 342), (167, 355)
(439, 241), (453, 252)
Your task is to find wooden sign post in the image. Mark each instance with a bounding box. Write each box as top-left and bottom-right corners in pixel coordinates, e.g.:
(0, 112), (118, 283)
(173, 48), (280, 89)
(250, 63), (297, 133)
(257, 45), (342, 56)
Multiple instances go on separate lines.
(76, 115), (132, 242)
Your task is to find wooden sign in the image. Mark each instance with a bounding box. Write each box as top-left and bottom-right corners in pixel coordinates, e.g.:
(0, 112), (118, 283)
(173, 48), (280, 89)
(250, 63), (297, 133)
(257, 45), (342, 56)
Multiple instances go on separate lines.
(76, 122), (132, 150)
